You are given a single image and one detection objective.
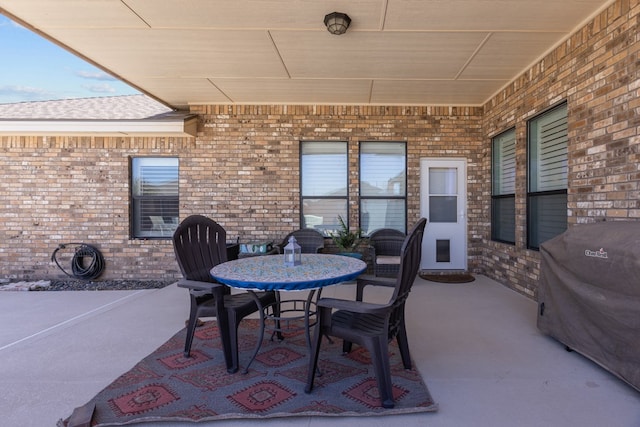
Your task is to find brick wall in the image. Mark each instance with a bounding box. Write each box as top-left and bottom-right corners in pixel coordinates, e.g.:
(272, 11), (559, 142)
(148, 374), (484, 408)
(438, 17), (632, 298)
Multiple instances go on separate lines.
(0, 136), (192, 280)
(1, 0), (637, 301)
(0, 106), (483, 281)
(482, 0), (640, 297)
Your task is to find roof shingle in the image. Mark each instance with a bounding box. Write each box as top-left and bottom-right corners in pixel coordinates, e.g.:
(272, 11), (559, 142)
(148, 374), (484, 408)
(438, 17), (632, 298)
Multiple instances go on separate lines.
(0, 94), (173, 120)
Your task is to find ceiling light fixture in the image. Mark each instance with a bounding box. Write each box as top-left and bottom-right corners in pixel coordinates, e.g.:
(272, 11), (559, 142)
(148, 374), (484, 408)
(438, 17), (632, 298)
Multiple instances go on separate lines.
(324, 12), (351, 35)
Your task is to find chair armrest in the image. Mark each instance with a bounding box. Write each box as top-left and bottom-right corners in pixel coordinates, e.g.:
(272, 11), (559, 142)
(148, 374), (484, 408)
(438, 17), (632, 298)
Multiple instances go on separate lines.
(357, 275), (396, 287)
(366, 245), (375, 261)
(176, 279), (225, 292)
(356, 274), (395, 301)
(317, 297), (390, 315)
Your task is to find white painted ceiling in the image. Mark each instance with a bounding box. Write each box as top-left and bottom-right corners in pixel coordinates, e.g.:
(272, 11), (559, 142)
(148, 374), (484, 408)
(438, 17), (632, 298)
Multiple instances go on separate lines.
(0, 0), (614, 110)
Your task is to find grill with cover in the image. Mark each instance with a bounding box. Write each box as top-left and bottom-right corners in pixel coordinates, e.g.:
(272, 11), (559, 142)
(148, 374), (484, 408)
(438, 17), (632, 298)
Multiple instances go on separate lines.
(538, 221), (640, 392)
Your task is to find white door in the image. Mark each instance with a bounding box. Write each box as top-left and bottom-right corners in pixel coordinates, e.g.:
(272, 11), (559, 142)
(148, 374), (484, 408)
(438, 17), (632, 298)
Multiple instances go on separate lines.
(420, 158), (467, 271)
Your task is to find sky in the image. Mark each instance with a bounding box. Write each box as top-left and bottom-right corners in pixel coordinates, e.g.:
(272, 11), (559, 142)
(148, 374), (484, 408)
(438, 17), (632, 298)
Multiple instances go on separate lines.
(0, 15), (139, 104)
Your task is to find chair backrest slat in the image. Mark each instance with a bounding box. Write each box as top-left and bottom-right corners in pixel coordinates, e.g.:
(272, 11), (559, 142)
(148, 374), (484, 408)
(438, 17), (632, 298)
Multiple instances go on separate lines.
(173, 215), (228, 282)
(369, 228), (405, 257)
(281, 228), (325, 254)
(388, 218), (427, 338)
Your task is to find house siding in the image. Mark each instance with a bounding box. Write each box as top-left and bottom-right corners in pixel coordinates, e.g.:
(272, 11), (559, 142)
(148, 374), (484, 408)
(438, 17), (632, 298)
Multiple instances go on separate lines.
(1, 0), (638, 300)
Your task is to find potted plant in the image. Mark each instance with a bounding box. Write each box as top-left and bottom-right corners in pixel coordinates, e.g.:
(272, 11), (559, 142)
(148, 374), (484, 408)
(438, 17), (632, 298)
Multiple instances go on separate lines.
(330, 215), (364, 258)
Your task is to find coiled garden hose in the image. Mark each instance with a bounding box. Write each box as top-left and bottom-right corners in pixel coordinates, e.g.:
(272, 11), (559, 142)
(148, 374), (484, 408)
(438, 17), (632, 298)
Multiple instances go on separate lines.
(51, 243), (105, 280)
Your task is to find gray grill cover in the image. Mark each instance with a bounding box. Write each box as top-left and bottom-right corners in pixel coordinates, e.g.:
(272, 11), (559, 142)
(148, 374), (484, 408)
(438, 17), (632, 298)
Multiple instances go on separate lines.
(538, 221), (640, 392)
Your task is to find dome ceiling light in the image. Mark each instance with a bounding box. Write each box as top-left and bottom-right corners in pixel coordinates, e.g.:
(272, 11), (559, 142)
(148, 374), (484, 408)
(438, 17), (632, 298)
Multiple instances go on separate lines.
(324, 12), (351, 35)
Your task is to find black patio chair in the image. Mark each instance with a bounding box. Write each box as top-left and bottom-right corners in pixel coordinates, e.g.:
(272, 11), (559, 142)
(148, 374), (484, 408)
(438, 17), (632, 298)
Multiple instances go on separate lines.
(275, 228), (325, 254)
(367, 228), (406, 277)
(172, 215), (277, 373)
(305, 218), (427, 408)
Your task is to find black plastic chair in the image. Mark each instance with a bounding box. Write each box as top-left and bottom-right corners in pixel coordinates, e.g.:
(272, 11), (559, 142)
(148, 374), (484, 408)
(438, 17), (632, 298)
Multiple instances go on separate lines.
(275, 228), (325, 254)
(367, 228), (406, 277)
(305, 218), (427, 408)
(172, 215), (277, 373)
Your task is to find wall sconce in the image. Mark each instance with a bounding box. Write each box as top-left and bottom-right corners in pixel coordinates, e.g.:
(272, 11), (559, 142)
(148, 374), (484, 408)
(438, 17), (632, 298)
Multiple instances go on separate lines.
(324, 12), (351, 35)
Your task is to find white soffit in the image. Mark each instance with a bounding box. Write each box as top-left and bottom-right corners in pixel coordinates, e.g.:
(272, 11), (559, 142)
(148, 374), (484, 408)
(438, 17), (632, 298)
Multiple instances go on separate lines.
(0, 0), (617, 108)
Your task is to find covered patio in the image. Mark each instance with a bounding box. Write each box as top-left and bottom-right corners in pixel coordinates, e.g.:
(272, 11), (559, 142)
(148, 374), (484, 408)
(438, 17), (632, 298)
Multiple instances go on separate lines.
(1, 0), (638, 292)
(1, 276), (638, 427)
(1, 0), (639, 424)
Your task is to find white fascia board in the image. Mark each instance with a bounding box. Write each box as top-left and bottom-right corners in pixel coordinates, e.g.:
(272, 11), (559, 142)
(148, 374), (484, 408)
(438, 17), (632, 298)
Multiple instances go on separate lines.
(0, 117), (197, 137)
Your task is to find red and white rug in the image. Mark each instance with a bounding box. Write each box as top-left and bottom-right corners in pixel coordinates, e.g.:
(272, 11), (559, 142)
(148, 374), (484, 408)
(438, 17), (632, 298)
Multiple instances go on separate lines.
(59, 319), (437, 426)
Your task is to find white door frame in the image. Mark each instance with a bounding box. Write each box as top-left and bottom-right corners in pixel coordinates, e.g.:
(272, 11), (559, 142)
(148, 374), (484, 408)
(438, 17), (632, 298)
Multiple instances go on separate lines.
(419, 157), (468, 271)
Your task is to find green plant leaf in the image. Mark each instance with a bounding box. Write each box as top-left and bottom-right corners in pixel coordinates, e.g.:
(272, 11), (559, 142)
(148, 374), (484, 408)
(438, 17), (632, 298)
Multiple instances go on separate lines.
(330, 215), (363, 252)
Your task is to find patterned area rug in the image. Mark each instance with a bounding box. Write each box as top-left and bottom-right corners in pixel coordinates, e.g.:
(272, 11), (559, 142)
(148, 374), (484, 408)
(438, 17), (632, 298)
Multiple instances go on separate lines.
(58, 319), (437, 426)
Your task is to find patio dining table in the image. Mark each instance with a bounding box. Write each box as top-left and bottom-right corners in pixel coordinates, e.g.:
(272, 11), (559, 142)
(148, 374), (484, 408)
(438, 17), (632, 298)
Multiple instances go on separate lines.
(210, 253), (366, 372)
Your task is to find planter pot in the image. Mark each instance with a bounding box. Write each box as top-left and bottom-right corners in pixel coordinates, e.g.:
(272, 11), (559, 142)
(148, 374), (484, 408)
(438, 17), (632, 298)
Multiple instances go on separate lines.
(336, 252), (363, 260)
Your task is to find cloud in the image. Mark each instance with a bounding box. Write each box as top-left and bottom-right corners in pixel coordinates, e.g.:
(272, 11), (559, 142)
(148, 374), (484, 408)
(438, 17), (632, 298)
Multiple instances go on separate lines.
(75, 70), (117, 81)
(0, 85), (54, 101)
(81, 83), (117, 94)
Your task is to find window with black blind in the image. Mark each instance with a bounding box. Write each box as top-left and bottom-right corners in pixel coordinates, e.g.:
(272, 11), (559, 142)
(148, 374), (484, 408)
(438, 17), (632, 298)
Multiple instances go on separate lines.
(492, 129), (516, 244)
(359, 142), (407, 235)
(131, 157), (179, 238)
(527, 103), (568, 249)
(300, 141), (348, 236)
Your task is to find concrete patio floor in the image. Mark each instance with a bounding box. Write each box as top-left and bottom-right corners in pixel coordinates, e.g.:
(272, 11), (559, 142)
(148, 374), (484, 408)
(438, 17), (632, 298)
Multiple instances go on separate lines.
(1, 275), (638, 427)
